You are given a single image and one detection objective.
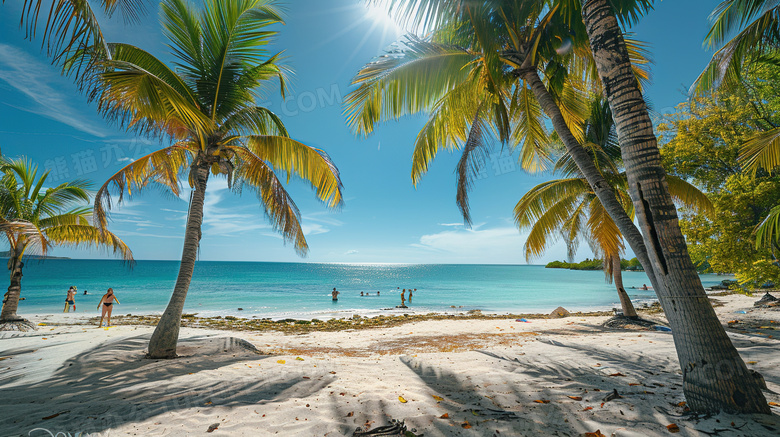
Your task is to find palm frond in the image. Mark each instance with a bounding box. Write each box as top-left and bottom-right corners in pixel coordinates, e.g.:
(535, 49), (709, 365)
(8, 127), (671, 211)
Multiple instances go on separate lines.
(160, 0), (204, 75)
(559, 200), (588, 261)
(37, 208), (91, 230)
(756, 203), (780, 248)
(517, 186), (588, 260)
(511, 83), (553, 172)
(0, 218), (49, 257)
(223, 106), (288, 137)
(410, 78), (484, 185)
(198, 0), (284, 121)
(740, 126), (780, 175)
(231, 147), (308, 256)
(625, 35), (653, 90)
(33, 180), (92, 220)
(455, 110), (489, 226)
(244, 136), (344, 208)
(94, 144), (192, 230)
(92, 43), (211, 139)
(344, 38), (478, 136)
(586, 198), (624, 261)
(44, 223), (134, 262)
(666, 175), (715, 214)
(705, 0), (780, 48)
(514, 178), (591, 229)
(373, 0), (464, 35)
(694, 2), (780, 94)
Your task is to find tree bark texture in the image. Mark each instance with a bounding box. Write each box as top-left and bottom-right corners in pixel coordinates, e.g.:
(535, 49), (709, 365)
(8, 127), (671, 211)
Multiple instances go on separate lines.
(521, 68), (659, 291)
(612, 254), (637, 318)
(1, 245), (25, 322)
(147, 164), (210, 359)
(581, 0), (770, 414)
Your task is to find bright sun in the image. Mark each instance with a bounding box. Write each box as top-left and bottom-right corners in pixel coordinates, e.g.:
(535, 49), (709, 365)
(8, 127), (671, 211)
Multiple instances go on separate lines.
(363, 3), (402, 34)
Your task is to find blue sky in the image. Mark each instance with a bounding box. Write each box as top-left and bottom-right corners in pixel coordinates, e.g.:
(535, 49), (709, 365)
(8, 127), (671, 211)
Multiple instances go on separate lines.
(0, 0), (718, 264)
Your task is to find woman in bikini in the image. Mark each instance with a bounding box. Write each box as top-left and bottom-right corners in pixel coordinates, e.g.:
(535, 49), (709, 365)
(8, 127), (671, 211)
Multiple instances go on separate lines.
(97, 288), (120, 327)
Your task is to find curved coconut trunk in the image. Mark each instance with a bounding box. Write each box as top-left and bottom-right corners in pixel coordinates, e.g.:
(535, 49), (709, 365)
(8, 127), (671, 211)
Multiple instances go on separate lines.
(1, 244), (25, 322)
(520, 68), (659, 292)
(148, 164), (210, 358)
(581, 0), (769, 414)
(612, 254), (637, 318)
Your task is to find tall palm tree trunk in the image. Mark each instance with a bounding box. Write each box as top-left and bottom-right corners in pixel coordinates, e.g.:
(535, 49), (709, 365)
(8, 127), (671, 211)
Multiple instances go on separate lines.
(1, 245), (25, 322)
(520, 68), (659, 292)
(611, 254), (637, 318)
(581, 0), (769, 414)
(147, 164), (210, 358)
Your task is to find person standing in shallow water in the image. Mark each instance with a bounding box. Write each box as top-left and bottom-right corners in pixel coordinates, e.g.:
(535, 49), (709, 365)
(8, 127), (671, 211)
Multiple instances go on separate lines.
(332, 287), (340, 302)
(63, 286), (76, 312)
(97, 288), (120, 327)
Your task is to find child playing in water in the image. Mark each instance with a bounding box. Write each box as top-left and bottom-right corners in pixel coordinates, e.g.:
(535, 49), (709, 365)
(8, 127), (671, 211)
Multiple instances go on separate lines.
(97, 288), (120, 327)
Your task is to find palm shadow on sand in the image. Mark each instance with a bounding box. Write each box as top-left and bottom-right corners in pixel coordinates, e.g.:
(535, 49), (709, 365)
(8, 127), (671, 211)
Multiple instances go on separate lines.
(326, 338), (780, 436)
(0, 334), (335, 436)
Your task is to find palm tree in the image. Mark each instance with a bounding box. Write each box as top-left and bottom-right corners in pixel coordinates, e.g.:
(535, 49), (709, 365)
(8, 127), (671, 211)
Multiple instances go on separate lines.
(357, 0), (770, 413)
(345, 2), (656, 282)
(0, 157), (132, 330)
(515, 100), (712, 320)
(87, 0), (344, 358)
(579, 0), (770, 413)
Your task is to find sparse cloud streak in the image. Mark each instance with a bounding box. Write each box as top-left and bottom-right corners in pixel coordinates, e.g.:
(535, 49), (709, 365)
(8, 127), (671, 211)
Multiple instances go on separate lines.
(0, 44), (109, 137)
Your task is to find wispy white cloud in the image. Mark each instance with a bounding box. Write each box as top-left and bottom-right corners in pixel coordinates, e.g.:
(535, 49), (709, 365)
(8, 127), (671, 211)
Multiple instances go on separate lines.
(302, 222), (330, 236)
(413, 227), (522, 253)
(345, 249), (359, 255)
(173, 178), (342, 238)
(112, 217), (164, 228)
(0, 44), (109, 137)
(115, 230), (181, 239)
(303, 211), (344, 227)
(200, 178), (272, 236)
(411, 225), (593, 264)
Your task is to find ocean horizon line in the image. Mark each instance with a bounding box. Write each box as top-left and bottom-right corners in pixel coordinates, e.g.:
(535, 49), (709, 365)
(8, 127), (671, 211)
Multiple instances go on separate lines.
(11, 257), (555, 267)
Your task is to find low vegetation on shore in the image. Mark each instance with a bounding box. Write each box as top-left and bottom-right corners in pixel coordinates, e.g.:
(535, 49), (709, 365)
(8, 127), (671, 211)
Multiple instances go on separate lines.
(545, 258), (643, 271)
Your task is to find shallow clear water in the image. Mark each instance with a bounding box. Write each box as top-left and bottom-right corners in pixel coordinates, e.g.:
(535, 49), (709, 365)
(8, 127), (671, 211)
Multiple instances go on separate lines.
(13, 260), (731, 319)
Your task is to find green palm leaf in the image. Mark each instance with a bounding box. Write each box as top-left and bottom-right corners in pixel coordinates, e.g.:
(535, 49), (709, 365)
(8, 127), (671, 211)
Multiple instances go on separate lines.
(223, 106), (288, 137)
(740, 126), (780, 175)
(511, 83), (552, 172)
(245, 136), (344, 208)
(756, 204), (780, 248)
(12, 0), (145, 78)
(410, 78), (484, 185)
(231, 147), (307, 255)
(666, 175), (715, 214)
(94, 145), (192, 229)
(344, 38), (478, 136)
(694, 1), (780, 94)
(455, 110), (490, 226)
(95, 43), (212, 139)
(0, 157), (134, 266)
(44, 223), (132, 261)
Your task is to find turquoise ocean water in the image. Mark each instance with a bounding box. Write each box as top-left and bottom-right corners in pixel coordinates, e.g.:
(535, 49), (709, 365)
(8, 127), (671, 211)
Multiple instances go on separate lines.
(13, 260), (731, 319)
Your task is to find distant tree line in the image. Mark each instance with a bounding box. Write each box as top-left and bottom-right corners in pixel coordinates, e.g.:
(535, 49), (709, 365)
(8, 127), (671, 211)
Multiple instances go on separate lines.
(545, 258), (643, 271)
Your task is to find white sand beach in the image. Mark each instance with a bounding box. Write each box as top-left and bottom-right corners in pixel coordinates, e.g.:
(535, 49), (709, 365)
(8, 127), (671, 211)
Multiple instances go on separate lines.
(2, 293), (779, 436)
